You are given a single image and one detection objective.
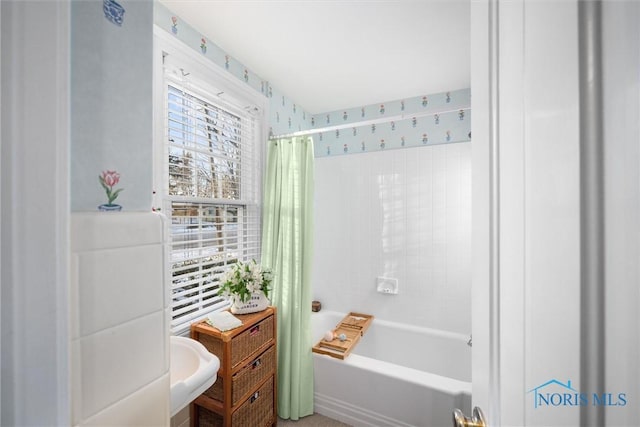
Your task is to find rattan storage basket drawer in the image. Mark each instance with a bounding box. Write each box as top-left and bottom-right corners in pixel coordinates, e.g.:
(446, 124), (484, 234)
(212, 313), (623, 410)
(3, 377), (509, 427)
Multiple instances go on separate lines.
(197, 377), (275, 427)
(204, 345), (276, 405)
(199, 315), (274, 369)
(191, 307), (277, 427)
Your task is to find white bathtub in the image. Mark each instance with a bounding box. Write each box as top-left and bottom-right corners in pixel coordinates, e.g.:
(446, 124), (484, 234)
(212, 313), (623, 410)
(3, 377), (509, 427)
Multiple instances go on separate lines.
(312, 311), (472, 427)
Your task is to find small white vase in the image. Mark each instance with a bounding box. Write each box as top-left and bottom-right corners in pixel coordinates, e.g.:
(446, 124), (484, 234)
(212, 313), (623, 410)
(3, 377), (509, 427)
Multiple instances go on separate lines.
(230, 291), (270, 314)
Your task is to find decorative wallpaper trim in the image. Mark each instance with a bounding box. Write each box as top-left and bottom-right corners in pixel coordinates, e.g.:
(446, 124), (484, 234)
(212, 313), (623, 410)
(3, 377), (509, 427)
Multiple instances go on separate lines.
(310, 88), (471, 158)
(312, 88), (469, 127)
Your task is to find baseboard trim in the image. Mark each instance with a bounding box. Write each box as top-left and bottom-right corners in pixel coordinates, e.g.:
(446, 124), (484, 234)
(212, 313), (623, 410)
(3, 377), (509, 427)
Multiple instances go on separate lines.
(314, 392), (414, 427)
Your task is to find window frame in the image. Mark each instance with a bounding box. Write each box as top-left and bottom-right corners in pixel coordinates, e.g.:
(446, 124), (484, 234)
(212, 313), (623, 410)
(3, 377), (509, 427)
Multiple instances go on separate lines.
(153, 28), (267, 335)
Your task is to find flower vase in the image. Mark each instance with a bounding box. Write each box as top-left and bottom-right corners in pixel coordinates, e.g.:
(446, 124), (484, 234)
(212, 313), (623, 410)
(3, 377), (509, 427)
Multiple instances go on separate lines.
(98, 203), (122, 212)
(230, 291), (270, 315)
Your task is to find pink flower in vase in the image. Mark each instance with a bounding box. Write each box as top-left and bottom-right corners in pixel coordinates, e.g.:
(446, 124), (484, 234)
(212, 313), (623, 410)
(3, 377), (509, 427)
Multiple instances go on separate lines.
(99, 170), (124, 211)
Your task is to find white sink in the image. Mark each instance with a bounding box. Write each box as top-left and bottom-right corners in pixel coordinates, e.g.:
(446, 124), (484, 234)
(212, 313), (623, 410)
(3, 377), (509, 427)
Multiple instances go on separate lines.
(170, 336), (220, 417)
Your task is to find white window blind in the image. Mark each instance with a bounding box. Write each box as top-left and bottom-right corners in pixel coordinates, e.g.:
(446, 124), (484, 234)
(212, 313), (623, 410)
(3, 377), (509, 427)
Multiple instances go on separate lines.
(163, 64), (261, 335)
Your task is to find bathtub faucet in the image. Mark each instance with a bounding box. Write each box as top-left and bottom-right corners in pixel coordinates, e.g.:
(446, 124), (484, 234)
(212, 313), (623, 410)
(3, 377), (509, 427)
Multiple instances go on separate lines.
(467, 335), (472, 347)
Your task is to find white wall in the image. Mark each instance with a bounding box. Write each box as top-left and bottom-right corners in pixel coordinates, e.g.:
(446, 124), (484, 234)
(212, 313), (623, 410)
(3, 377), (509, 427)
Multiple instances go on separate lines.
(312, 142), (471, 334)
(1, 1), (70, 424)
(67, 3), (169, 421)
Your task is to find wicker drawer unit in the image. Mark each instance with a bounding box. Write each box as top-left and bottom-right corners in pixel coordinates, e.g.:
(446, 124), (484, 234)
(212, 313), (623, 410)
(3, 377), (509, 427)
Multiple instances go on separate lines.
(191, 307), (277, 427)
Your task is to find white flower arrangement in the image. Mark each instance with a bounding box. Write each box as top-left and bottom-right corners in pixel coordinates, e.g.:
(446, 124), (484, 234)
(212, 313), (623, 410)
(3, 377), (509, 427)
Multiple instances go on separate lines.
(217, 260), (273, 304)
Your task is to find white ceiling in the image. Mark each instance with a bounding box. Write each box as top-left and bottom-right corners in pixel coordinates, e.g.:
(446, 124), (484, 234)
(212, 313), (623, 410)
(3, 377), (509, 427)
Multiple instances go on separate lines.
(159, 0), (470, 114)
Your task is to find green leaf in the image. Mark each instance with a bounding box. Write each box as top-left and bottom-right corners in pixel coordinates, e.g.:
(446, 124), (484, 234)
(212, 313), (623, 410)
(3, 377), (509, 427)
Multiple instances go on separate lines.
(108, 188), (124, 204)
(99, 176), (110, 192)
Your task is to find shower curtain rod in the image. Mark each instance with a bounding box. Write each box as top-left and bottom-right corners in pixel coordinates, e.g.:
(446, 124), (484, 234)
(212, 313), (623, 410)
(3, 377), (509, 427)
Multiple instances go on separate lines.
(269, 105), (470, 140)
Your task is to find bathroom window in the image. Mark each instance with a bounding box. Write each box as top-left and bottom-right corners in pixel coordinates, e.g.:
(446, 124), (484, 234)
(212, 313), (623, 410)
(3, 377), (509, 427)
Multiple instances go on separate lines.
(158, 46), (263, 335)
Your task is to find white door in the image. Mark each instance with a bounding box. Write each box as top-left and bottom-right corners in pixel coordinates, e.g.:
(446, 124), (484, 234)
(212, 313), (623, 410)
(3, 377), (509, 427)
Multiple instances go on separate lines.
(467, 1), (640, 426)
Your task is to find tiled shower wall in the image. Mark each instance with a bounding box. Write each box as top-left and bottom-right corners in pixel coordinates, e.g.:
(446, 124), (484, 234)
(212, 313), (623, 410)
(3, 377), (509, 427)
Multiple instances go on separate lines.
(312, 142), (471, 334)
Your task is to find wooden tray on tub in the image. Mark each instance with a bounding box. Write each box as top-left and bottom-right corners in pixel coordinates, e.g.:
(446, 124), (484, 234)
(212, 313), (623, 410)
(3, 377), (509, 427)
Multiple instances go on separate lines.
(312, 312), (373, 360)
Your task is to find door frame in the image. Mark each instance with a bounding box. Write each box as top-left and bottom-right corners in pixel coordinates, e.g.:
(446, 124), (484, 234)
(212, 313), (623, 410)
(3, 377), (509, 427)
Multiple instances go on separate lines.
(472, 1), (601, 426)
(470, 0), (508, 424)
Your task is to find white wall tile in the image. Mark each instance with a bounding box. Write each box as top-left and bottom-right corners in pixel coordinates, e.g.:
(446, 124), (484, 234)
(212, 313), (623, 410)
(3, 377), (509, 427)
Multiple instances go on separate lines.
(79, 310), (167, 420)
(71, 212), (165, 252)
(81, 374), (169, 427)
(77, 244), (164, 336)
